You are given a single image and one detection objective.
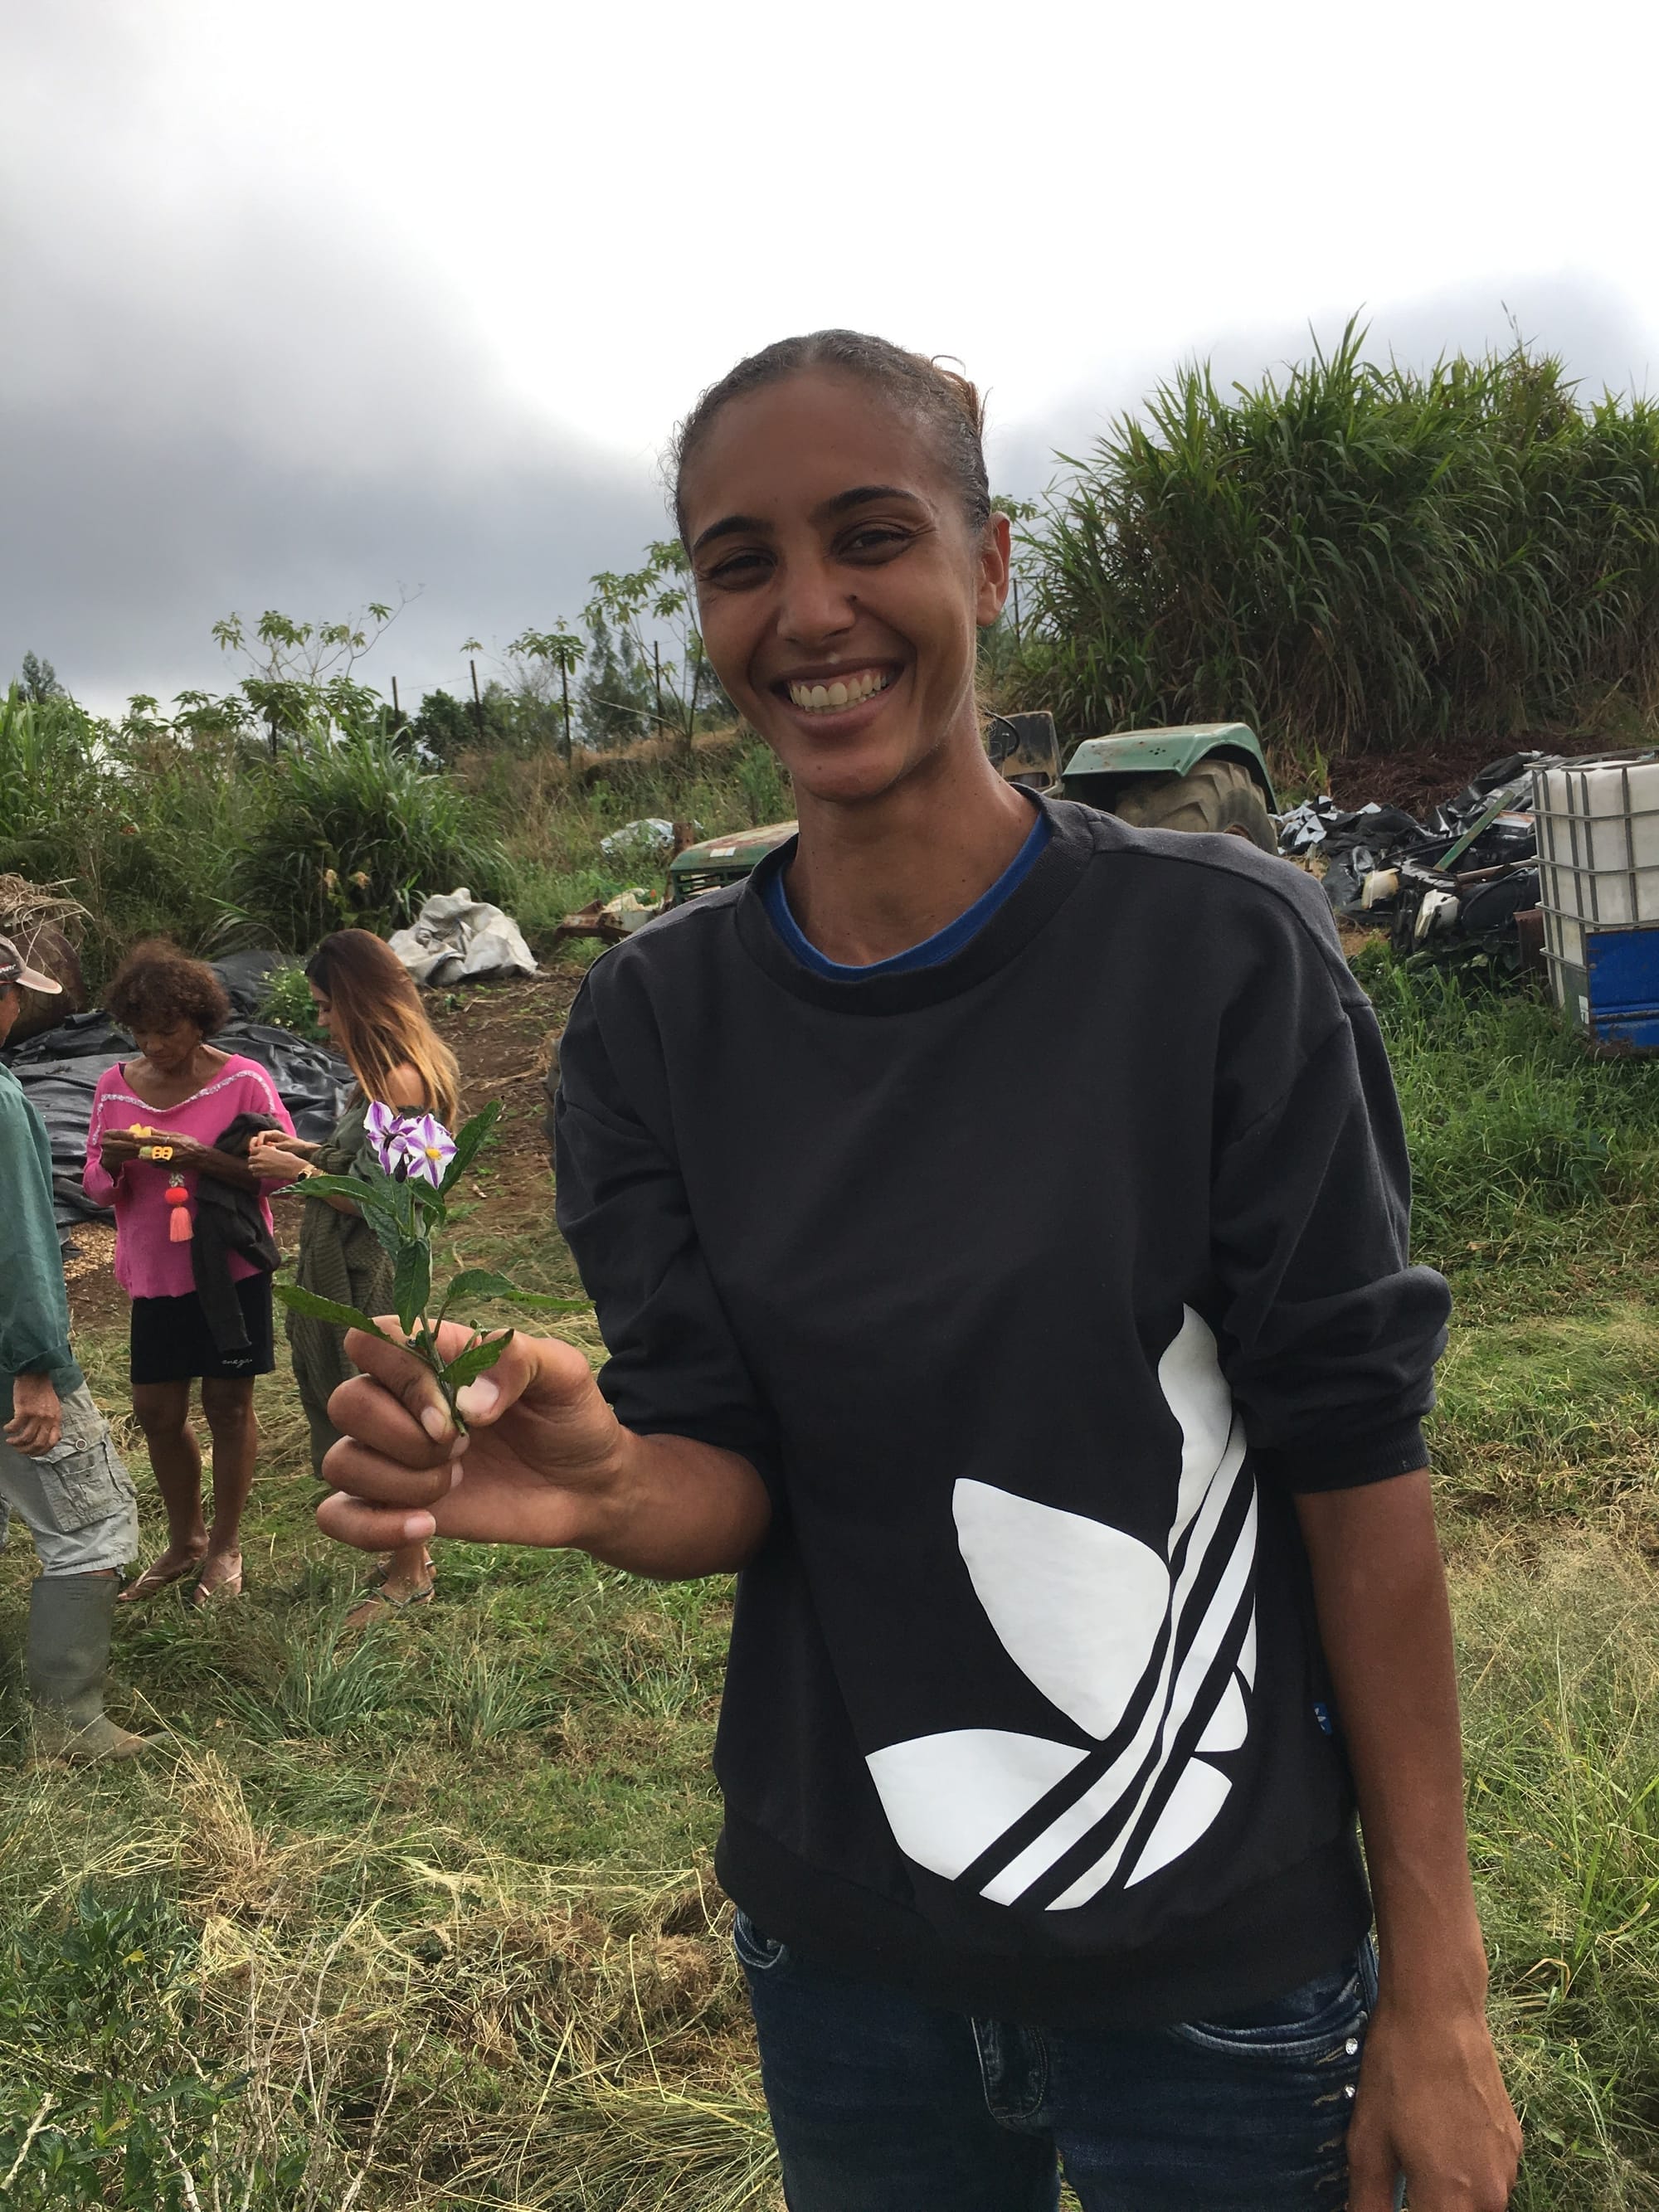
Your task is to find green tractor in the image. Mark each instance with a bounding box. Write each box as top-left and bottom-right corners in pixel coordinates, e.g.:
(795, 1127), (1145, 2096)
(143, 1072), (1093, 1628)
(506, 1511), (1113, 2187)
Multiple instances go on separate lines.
(668, 717), (1278, 905)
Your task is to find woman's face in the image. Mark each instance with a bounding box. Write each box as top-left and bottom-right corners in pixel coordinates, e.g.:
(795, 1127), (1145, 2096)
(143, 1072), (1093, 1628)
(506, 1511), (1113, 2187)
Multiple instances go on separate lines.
(132, 1018), (203, 1074)
(309, 982), (334, 1039)
(681, 370), (1010, 809)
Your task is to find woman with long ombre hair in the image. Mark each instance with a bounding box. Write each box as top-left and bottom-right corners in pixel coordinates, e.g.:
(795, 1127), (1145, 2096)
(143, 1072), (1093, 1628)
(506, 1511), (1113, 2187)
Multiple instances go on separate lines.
(250, 930), (460, 1626)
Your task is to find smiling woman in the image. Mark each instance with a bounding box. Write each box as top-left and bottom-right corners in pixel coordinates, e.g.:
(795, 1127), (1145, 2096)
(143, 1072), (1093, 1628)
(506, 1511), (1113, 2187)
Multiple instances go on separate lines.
(671, 333), (1029, 964)
(313, 332), (1520, 2212)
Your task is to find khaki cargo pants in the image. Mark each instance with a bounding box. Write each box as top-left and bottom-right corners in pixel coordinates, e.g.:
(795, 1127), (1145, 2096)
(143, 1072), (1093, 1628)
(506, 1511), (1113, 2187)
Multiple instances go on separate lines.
(0, 1383), (139, 1575)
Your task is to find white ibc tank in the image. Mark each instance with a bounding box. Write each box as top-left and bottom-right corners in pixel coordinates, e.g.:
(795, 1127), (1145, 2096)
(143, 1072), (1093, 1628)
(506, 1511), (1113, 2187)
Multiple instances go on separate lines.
(1534, 756), (1659, 970)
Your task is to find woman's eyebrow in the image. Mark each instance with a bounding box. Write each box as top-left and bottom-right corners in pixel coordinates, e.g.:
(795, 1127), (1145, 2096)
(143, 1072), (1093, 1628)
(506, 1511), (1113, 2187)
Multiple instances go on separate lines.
(691, 513), (771, 556)
(815, 484), (922, 519)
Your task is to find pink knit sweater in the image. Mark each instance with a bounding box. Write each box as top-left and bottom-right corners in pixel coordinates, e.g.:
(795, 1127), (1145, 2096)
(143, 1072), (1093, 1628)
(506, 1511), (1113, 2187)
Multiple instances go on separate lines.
(84, 1056), (297, 1300)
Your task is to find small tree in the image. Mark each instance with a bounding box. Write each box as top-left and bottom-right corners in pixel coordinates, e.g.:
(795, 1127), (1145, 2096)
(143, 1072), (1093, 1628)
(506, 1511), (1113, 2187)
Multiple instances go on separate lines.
(576, 608), (655, 751)
(18, 651), (62, 704)
(505, 622), (585, 762)
(212, 599), (408, 755)
(584, 542), (712, 760)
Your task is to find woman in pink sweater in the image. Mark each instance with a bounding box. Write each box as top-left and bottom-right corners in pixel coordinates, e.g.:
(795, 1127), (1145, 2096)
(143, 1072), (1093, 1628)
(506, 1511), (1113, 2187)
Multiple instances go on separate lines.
(84, 944), (297, 1605)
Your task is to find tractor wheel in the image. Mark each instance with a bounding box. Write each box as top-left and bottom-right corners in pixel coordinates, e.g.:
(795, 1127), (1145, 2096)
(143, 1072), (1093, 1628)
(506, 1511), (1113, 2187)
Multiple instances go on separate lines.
(1111, 760), (1277, 854)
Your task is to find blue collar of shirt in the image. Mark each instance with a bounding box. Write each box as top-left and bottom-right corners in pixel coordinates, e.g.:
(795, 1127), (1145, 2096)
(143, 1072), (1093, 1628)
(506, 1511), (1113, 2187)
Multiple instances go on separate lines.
(760, 800), (1053, 980)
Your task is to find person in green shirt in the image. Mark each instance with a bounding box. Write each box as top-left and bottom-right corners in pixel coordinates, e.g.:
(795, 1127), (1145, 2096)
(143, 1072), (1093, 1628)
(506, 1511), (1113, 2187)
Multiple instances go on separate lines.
(0, 935), (158, 1762)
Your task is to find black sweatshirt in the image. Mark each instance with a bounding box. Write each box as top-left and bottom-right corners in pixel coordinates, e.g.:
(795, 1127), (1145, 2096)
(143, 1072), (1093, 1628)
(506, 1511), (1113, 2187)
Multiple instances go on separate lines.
(552, 798), (1450, 2028)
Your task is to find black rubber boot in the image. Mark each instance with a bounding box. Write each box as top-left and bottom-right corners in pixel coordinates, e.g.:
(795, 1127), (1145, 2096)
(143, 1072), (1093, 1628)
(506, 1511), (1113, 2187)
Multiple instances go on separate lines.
(27, 1573), (160, 1762)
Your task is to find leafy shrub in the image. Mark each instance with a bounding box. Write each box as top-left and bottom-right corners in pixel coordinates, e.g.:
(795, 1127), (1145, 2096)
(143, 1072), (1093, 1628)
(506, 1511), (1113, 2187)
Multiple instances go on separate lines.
(255, 961), (322, 1037)
(1, 691), (258, 987)
(0, 688), (103, 878)
(1024, 325), (1659, 753)
(233, 732), (504, 949)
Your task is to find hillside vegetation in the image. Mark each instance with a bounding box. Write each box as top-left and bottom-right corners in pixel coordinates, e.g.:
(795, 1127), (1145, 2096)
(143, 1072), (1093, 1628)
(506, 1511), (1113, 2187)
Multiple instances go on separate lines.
(1016, 326), (1659, 756)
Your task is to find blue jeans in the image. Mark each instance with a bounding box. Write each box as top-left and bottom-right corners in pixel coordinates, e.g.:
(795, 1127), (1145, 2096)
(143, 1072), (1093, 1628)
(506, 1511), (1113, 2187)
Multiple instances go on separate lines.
(737, 1913), (1400, 2212)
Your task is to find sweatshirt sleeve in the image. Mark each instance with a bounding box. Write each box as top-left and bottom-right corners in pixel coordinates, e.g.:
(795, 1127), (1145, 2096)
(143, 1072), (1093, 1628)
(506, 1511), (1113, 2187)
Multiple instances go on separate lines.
(1209, 930), (1451, 1495)
(552, 975), (780, 1481)
(0, 1084), (76, 1383)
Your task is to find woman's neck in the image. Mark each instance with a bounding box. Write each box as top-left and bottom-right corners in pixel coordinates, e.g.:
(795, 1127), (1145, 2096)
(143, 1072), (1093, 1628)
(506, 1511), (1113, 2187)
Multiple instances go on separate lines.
(784, 740), (1035, 967)
(129, 1044), (226, 1101)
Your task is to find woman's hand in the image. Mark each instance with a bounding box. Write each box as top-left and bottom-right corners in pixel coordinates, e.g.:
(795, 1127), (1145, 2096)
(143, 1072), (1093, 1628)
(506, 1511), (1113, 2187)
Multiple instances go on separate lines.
(315, 1321), (771, 1577)
(1349, 1989), (1520, 2210)
(251, 1130), (317, 1160)
(100, 1128), (143, 1168)
(116, 1130), (206, 1166)
(317, 1323), (635, 1553)
(248, 1147), (313, 1181)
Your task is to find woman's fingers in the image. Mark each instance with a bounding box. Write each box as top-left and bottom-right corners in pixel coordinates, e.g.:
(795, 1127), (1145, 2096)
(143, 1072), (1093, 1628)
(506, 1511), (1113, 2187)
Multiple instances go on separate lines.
(338, 1323), (540, 1450)
(316, 1490), (437, 1552)
(319, 1436), (462, 1507)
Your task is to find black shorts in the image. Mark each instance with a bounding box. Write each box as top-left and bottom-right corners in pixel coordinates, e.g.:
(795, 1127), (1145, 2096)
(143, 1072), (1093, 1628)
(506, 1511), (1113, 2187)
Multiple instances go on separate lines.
(129, 1274), (275, 1386)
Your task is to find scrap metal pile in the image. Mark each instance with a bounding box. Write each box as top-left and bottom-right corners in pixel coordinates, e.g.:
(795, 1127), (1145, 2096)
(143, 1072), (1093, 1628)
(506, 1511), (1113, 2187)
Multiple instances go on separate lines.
(1278, 753), (1554, 971)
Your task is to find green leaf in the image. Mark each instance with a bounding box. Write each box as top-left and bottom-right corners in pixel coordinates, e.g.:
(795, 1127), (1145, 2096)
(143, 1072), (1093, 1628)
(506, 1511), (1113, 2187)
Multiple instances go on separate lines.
(438, 1101), (502, 1198)
(272, 1286), (389, 1337)
(394, 1240), (431, 1334)
(441, 1267), (590, 1315)
(294, 1173), (387, 1210)
(363, 1208), (403, 1263)
(440, 1331), (513, 1393)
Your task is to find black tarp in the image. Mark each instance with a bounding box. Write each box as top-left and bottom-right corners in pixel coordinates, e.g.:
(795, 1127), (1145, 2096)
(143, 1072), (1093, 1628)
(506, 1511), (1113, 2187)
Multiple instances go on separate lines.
(5, 1009), (350, 1232)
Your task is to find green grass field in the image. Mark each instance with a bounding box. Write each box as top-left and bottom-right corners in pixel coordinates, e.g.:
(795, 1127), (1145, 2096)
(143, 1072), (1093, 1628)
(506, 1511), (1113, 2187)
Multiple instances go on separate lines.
(2, 954), (1657, 2208)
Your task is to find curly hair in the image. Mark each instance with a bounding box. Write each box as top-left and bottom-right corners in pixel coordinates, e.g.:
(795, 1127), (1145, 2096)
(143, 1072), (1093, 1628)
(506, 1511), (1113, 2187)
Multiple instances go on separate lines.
(105, 940), (231, 1038)
(669, 329), (991, 545)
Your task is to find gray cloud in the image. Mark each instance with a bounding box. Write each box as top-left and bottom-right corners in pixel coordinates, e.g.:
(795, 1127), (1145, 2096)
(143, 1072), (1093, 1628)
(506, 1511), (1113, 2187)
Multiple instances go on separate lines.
(0, 10), (666, 715)
(0, 221), (668, 714)
(7, 0), (1656, 726)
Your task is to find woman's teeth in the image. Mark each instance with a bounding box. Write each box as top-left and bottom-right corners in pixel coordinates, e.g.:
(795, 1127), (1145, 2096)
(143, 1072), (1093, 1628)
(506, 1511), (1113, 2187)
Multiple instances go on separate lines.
(787, 669), (892, 713)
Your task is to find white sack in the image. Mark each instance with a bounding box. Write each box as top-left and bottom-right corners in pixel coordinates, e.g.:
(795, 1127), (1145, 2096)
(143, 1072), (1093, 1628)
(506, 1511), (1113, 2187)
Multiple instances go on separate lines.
(387, 887), (539, 986)
(599, 817), (679, 865)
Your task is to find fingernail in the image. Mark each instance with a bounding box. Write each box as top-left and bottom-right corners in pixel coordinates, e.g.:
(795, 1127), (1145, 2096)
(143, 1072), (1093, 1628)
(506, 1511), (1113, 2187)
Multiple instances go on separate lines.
(402, 1514), (435, 1542)
(449, 1463), (465, 1490)
(449, 1429), (471, 1461)
(420, 1404), (450, 1441)
(455, 1377), (499, 1423)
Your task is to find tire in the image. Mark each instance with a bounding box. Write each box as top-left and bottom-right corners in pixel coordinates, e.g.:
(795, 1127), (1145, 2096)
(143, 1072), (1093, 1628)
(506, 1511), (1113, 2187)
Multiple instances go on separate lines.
(1111, 760), (1278, 853)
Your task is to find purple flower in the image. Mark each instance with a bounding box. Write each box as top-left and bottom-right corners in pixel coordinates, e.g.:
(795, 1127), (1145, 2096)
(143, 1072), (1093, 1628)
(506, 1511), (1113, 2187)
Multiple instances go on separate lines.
(363, 1101), (455, 1184)
(395, 1112), (457, 1187)
(364, 1100), (411, 1176)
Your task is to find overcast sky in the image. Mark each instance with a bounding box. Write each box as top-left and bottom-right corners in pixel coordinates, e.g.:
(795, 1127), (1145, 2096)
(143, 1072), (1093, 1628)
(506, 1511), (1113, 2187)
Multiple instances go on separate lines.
(5, 0), (1659, 715)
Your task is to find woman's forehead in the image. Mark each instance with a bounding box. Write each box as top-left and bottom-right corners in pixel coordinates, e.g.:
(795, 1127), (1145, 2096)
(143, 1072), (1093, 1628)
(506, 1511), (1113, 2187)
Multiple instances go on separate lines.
(682, 371), (946, 523)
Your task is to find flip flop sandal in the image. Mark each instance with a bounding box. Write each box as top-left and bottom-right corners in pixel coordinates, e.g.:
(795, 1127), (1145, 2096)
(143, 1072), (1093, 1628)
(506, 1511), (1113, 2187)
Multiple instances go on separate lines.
(362, 1582), (434, 1611)
(187, 1563), (246, 1609)
(341, 1582), (435, 1630)
(119, 1556), (204, 1602)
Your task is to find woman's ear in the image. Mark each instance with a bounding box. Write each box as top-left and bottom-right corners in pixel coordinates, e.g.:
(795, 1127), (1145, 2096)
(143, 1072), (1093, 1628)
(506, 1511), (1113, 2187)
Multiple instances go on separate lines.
(975, 512), (1013, 629)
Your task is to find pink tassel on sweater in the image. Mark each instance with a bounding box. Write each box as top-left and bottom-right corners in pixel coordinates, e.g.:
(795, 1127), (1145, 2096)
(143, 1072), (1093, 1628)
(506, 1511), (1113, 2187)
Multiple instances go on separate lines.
(166, 1181), (193, 1242)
